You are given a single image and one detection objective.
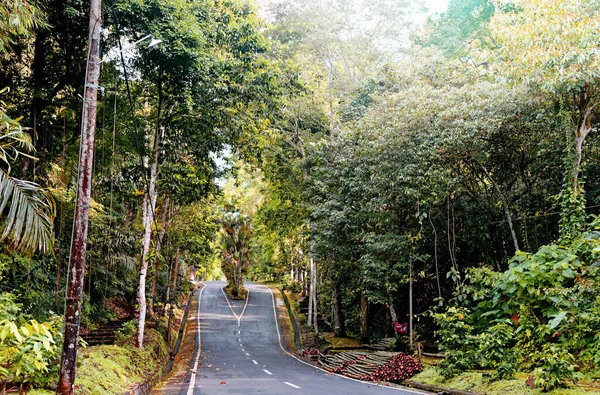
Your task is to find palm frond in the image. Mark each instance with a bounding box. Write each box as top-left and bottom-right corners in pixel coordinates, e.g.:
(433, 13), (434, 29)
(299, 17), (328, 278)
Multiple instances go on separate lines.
(0, 109), (36, 170)
(0, 169), (55, 255)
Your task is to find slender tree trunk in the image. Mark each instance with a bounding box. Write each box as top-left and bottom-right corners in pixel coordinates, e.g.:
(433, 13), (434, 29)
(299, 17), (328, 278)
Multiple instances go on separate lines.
(572, 89), (592, 192)
(56, 112), (68, 309)
(167, 248), (179, 344)
(523, 210), (531, 251)
(332, 282), (346, 337)
(387, 288), (399, 336)
(479, 162), (520, 252)
(447, 197), (458, 282)
(58, 0), (101, 392)
(309, 252), (318, 333)
(164, 244), (175, 316)
(148, 198), (169, 316)
(172, 248), (180, 297)
(409, 269), (414, 347)
(308, 251), (314, 327)
(290, 250), (294, 282)
(360, 293), (368, 344)
(136, 82), (163, 349)
(428, 210), (442, 299)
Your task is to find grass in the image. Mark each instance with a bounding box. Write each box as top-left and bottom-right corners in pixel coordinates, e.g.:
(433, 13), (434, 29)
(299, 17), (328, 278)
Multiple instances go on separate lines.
(324, 333), (363, 349)
(412, 366), (600, 394)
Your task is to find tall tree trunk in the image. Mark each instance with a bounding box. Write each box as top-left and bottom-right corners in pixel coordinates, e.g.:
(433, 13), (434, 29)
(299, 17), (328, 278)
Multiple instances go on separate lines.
(447, 197), (458, 283)
(332, 282), (346, 337)
(388, 293), (399, 337)
(136, 82), (163, 349)
(167, 248), (180, 344)
(309, 250), (318, 333)
(172, 248), (180, 298)
(572, 86), (593, 192)
(290, 249), (294, 282)
(148, 198), (169, 316)
(164, 244), (176, 315)
(308, 249), (314, 327)
(428, 209), (442, 299)
(360, 293), (368, 344)
(479, 162), (520, 252)
(58, 0), (102, 392)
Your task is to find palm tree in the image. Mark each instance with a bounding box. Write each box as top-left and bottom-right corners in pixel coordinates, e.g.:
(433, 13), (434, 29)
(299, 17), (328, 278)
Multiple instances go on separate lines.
(220, 212), (252, 297)
(0, 91), (55, 254)
(0, 1), (54, 255)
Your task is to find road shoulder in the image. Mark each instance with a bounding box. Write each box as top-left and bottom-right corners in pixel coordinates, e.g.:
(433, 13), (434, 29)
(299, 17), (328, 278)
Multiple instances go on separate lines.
(264, 285), (298, 353)
(151, 283), (203, 394)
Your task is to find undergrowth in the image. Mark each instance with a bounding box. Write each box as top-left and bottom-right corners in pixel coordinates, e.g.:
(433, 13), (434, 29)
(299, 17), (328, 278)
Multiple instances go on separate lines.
(74, 328), (168, 395)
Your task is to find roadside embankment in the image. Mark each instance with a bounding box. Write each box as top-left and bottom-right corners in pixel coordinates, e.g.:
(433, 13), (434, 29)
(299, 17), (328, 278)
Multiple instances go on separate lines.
(265, 285), (299, 352)
(151, 283), (203, 394)
(46, 286), (197, 395)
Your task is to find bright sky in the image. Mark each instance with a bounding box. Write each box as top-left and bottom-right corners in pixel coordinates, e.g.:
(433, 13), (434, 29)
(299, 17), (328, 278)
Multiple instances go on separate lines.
(424, 0), (449, 14)
(257, 0), (450, 22)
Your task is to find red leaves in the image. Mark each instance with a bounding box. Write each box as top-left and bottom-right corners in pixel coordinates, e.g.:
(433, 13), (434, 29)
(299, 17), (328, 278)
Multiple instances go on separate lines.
(359, 353), (423, 382)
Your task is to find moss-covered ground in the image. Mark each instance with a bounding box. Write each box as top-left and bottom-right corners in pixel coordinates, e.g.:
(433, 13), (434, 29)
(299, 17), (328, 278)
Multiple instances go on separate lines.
(323, 333), (363, 349)
(412, 366), (600, 394)
(72, 328), (169, 395)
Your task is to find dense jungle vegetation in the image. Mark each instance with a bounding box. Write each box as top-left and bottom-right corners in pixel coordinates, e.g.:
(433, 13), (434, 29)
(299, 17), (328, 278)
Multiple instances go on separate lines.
(0, 0), (599, 392)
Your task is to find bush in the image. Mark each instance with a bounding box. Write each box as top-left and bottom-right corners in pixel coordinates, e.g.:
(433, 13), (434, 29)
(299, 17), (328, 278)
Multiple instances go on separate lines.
(433, 215), (600, 387)
(225, 283), (247, 299)
(282, 280), (302, 294)
(0, 317), (62, 391)
(532, 345), (578, 391)
(115, 320), (138, 343)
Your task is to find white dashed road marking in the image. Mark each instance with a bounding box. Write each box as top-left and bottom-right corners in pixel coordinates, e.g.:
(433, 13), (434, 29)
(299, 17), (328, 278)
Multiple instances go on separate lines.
(284, 382), (301, 389)
(252, 360), (258, 365)
(263, 369), (273, 375)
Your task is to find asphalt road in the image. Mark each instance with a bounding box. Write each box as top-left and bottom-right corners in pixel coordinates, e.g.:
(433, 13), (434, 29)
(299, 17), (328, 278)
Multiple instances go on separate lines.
(181, 281), (427, 395)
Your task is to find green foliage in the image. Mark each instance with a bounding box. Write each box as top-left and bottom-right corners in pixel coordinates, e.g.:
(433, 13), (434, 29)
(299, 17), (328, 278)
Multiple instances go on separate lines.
(435, 215), (600, 388)
(0, 292), (22, 321)
(0, 317), (62, 390)
(420, 0), (494, 58)
(116, 320), (138, 343)
(557, 180), (587, 244)
(0, 0), (47, 52)
(532, 345), (578, 391)
(0, 90), (55, 255)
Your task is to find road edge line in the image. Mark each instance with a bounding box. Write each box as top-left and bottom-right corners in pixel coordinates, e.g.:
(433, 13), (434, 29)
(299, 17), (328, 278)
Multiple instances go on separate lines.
(186, 282), (205, 395)
(264, 285), (428, 395)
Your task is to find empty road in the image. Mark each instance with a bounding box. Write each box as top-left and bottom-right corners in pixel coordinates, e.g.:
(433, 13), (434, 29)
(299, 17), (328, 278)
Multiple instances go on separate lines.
(180, 281), (427, 395)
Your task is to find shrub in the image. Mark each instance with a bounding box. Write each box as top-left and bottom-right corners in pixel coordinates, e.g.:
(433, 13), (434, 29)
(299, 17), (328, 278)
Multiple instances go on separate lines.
(0, 317), (62, 392)
(433, 215), (600, 387)
(115, 320), (138, 343)
(532, 345), (578, 391)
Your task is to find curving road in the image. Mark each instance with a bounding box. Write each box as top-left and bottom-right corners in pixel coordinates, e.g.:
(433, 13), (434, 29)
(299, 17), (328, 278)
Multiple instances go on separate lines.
(180, 281), (427, 395)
